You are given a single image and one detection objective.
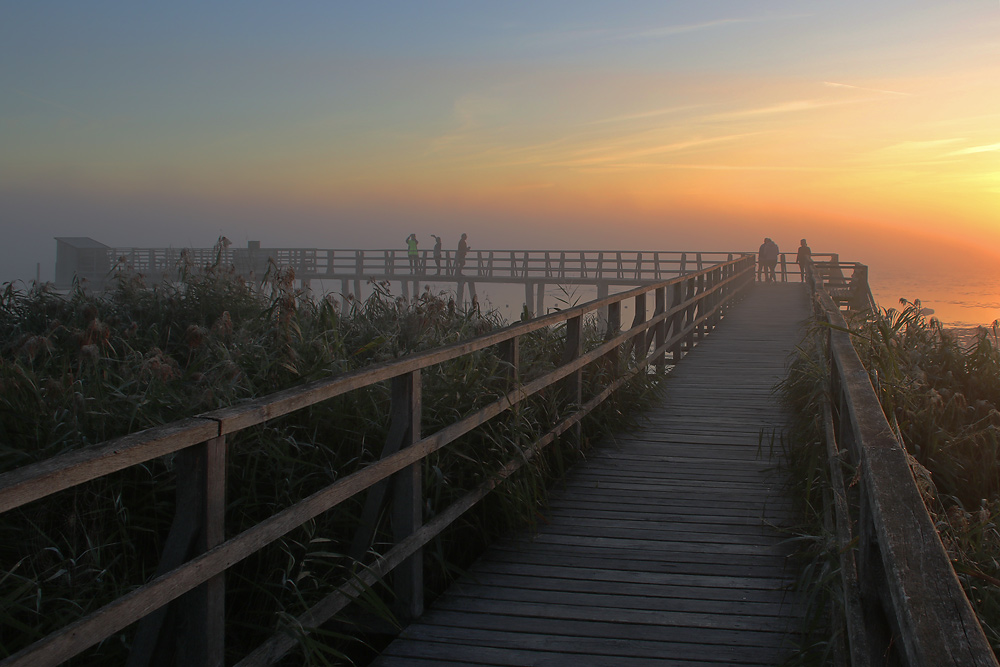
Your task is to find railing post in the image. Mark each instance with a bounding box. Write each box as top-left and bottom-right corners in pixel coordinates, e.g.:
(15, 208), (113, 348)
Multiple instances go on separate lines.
(604, 300), (621, 376)
(194, 435), (227, 667)
(354, 251), (363, 303)
(128, 435), (227, 667)
(346, 371), (423, 621)
(653, 286), (666, 373)
(597, 282), (610, 332)
(499, 337), (520, 385)
(670, 281), (684, 362)
(630, 292), (647, 366)
(684, 277), (696, 352)
(391, 371), (423, 619)
(562, 314), (583, 415)
(695, 273), (706, 341)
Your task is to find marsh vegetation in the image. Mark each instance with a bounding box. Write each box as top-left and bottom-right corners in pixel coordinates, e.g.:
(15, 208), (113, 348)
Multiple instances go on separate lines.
(782, 299), (1000, 661)
(0, 259), (659, 664)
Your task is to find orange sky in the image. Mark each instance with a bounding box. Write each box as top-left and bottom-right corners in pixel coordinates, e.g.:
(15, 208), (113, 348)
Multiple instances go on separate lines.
(2, 3), (1000, 317)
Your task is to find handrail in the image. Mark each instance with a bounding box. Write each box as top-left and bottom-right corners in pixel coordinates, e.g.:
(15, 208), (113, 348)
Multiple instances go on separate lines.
(61, 245), (834, 289)
(1, 256), (756, 666)
(814, 280), (997, 665)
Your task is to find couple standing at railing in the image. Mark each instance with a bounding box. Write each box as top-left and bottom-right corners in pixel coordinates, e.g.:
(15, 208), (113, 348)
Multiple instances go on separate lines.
(406, 233), (470, 276)
(757, 237), (812, 282)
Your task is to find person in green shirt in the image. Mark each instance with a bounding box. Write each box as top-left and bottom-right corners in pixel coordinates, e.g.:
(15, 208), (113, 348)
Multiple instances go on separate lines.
(406, 234), (419, 273)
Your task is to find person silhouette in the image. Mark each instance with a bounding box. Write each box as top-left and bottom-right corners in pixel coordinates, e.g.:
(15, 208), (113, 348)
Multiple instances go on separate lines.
(455, 233), (469, 275)
(405, 233), (419, 273)
(758, 237), (779, 282)
(431, 234), (443, 274)
(795, 238), (812, 283)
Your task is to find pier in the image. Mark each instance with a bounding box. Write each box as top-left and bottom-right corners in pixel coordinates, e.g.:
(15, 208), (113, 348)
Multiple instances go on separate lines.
(2, 248), (994, 666)
(53, 238), (833, 314)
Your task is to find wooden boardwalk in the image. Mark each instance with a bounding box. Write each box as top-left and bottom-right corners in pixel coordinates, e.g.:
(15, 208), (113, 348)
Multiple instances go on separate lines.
(373, 283), (811, 666)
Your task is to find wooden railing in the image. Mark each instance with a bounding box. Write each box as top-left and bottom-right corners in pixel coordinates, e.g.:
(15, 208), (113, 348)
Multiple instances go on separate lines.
(83, 246), (832, 286)
(814, 273), (998, 666)
(104, 248), (746, 282)
(0, 256), (755, 666)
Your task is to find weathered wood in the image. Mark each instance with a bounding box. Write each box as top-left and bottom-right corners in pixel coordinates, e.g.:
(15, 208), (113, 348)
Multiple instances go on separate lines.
(178, 435), (227, 667)
(349, 373), (422, 561)
(1, 256), (761, 666)
(126, 446), (210, 667)
(821, 291), (997, 666)
(238, 365), (625, 666)
(373, 284), (809, 666)
(0, 417), (219, 513)
(822, 401), (872, 667)
(653, 286), (666, 373)
(391, 372), (423, 620)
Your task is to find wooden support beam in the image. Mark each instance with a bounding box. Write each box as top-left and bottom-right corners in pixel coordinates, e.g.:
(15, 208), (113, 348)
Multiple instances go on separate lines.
(391, 371), (423, 620)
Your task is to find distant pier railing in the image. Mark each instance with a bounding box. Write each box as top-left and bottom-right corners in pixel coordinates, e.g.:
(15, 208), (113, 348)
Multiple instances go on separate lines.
(55, 238), (835, 314)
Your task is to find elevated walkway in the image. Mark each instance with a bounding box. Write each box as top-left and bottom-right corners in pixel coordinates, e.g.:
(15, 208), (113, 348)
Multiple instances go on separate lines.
(374, 282), (811, 666)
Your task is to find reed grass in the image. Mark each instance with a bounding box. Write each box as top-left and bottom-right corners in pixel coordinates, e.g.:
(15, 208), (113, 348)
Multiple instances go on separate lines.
(781, 298), (1000, 660)
(0, 252), (662, 665)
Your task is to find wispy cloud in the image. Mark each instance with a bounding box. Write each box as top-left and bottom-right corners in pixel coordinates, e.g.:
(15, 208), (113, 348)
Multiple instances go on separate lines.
(542, 133), (757, 168)
(630, 18), (758, 38)
(523, 13), (804, 49)
(625, 13), (808, 40)
(583, 105), (702, 126)
(823, 81), (910, 96)
(708, 99), (844, 120)
(569, 162), (831, 174)
(884, 138), (965, 151)
(949, 142), (1000, 156)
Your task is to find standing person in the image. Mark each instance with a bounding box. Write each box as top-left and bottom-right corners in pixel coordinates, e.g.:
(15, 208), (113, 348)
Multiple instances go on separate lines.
(406, 233), (419, 273)
(757, 238), (768, 282)
(795, 238), (813, 283)
(431, 234), (443, 275)
(455, 233), (470, 275)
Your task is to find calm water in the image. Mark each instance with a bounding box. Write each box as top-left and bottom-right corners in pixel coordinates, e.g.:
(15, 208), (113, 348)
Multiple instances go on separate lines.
(313, 268), (1000, 329)
(871, 268), (1000, 328)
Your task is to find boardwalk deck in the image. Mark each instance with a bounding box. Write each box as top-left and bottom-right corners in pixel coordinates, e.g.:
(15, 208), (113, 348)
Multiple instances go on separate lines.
(373, 283), (812, 666)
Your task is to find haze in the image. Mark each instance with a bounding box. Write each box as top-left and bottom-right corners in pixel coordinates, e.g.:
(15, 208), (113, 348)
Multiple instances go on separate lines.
(2, 2), (999, 285)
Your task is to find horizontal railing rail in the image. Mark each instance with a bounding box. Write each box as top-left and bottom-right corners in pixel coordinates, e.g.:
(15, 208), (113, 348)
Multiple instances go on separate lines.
(90, 247), (833, 285)
(0, 256), (756, 666)
(815, 284), (997, 665)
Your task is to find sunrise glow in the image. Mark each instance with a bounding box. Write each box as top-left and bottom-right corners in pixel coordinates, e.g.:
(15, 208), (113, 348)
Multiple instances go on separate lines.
(2, 2), (1000, 319)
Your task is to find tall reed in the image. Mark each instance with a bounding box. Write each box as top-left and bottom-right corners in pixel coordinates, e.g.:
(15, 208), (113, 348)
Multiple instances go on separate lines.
(781, 299), (1000, 657)
(0, 256), (661, 664)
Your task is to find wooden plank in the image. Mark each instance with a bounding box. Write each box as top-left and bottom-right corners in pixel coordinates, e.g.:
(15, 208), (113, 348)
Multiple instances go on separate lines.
(375, 284), (811, 666)
(0, 417), (219, 513)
